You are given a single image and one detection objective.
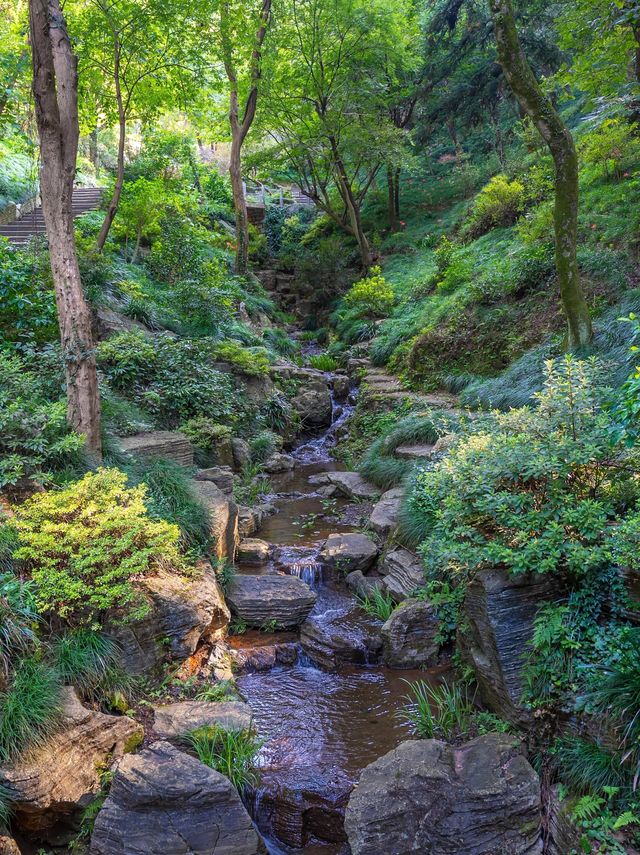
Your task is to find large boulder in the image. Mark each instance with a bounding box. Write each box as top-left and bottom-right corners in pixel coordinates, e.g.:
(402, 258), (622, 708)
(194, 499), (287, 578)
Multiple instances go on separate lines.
(0, 838), (21, 855)
(248, 766), (351, 851)
(111, 564), (230, 675)
(192, 480), (239, 561)
(319, 533), (379, 575)
(291, 374), (332, 428)
(325, 472), (381, 502)
(300, 602), (383, 669)
(153, 701), (253, 742)
(226, 575), (317, 629)
(345, 734), (541, 855)
(90, 741), (265, 855)
(381, 599), (440, 668)
(369, 488), (404, 537)
(195, 466), (235, 496)
(378, 547), (424, 601)
(345, 570), (384, 599)
(458, 568), (556, 726)
(2, 688), (143, 839)
(263, 453), (295, 473)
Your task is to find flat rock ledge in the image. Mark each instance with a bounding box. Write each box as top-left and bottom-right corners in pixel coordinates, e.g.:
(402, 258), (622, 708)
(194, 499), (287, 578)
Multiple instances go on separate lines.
(319, 532), (379, 574)
(226, 574), (317, 629)
(153, 700), (253, 742)
(90, 741), (265, 855)
(345, 734), (541, 855)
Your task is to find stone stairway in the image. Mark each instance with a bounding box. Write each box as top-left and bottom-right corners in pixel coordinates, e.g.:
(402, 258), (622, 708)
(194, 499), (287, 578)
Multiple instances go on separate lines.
(0, 186), (103, 246)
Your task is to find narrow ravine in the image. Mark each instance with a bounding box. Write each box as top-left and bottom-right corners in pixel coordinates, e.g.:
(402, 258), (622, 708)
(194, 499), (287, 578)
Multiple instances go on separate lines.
(229, 374), (432, 854)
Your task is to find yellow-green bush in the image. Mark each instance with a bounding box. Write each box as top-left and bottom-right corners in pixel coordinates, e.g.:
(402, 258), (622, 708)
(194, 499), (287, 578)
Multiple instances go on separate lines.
(214, 340), (271, 376)
(462, 174), (525, 239)
(343, 266), (394, 317)
(15, 468), (182, 626)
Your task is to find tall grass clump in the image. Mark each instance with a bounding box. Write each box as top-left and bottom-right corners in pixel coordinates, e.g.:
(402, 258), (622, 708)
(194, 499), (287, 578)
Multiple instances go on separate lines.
(131, 457), (211, 556)
(0, 658), (63, 763)
(357, 588), (396, 621)
(359, 414), (442, 490)
(186, 725), (263, 793)
(397, 679), (473, 740)
(53, 629), (134, 709)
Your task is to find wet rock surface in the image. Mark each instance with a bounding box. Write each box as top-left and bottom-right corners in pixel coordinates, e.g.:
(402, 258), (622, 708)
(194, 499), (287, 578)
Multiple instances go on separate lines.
(2, 688), (142, 839)
(226, 574), (317, 629)
(381, 598), (440, 668)
(90, 741), (265, 855)
(345, 734), (542, 855)
(300, 591), (383, 668)
(152, 700), (253, 741)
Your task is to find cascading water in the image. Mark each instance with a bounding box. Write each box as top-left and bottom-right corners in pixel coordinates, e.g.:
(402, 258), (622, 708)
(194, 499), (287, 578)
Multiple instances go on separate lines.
(232, 371), (434, 854)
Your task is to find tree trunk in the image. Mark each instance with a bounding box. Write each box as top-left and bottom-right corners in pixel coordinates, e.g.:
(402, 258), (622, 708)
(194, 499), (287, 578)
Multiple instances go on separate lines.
(387, 163), (399, 231)
(394, 166), (401, 218)
(329, 134), (371, 268)
(29, 0), (101, 458)
(220, 0), (272, 276)
(96, 40), (125, 251)
(489, 0), (592, 348)
(229, 134), (250, 274)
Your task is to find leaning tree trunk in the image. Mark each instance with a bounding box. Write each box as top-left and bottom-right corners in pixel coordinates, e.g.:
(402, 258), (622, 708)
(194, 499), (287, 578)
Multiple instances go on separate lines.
(489, 0), (592, 348)
(29, 0), (101, 457)
(96, 42), (125, 251)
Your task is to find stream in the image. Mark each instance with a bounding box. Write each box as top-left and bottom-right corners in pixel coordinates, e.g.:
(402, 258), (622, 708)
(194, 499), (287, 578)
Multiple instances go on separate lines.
(231, 376), (430, 854)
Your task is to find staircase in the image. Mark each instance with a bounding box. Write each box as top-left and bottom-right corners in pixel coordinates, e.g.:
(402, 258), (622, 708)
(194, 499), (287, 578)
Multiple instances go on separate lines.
(0, 186), (104, 247)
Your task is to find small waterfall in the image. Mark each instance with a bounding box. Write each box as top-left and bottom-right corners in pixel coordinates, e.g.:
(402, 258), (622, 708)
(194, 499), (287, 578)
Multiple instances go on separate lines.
(286, 560), (323, 588)
(293, 373), (357, 464)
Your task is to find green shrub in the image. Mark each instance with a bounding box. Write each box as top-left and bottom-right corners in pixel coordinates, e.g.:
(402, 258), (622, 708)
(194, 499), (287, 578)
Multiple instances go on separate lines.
(214, 340), (271, 376)
(409, 356), (638, 584)
(15, 468), (183, 626)
(0, 351), (85, 490)
(580, 119), (640, 180)
(180, 417), (232, 451)
(0, 240), (58, 347)
(262, 327), (300, 358)
(97, 333), (241, 428)
(186, 725), (263, 793)
(462, 174), (524, 239)
(308, 354), (338, 372)
(0, 658), (63, 763)
(249, 430), (280, 463)
(343, 267), (394, 318)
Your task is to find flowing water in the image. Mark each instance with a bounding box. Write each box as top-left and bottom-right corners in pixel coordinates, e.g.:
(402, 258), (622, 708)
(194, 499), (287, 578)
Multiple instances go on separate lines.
(232, 377), (434, 854)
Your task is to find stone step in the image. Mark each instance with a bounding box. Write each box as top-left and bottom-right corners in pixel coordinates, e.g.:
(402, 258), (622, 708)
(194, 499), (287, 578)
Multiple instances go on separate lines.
(394, 444), (436, 460)
(116, 430), (194, 467)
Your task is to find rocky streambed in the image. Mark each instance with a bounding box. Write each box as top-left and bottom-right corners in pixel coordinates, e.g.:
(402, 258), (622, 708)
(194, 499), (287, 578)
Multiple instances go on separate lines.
(224, 382), (438, 853)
